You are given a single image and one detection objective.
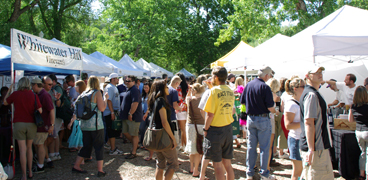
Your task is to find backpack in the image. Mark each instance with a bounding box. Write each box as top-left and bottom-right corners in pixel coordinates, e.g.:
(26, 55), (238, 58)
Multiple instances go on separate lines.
(75, 90), (98, 120)
(53, 85), (73, 123)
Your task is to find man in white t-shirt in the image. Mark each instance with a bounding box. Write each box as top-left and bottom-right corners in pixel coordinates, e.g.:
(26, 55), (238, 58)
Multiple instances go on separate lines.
(324, 74), (357, 108)
(326, 79), (345, 108)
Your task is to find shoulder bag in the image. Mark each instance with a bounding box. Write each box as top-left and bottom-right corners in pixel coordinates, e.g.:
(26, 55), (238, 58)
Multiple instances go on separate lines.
(190, 100), (204, 154)
(34, 94), (44, 127)
(143, 98), (173, 152)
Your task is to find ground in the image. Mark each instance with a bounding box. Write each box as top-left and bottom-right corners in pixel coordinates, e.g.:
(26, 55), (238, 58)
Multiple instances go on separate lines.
(14, 138), (345, 180)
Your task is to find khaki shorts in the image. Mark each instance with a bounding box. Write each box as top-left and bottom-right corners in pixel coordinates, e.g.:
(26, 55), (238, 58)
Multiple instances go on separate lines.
(156, 148), (179, 170)
(122, 120), (140, 136)
(13, 122), (37, 140)
(301, 149), (334, 180)
(34, 132), (48, 145)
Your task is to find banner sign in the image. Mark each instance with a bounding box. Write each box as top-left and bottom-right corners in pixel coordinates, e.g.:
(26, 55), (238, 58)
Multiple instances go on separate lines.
(11, 28), (82, 71)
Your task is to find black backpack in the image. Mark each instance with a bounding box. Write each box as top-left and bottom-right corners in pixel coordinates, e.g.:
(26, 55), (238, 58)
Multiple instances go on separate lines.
(53, 85), (73, 124)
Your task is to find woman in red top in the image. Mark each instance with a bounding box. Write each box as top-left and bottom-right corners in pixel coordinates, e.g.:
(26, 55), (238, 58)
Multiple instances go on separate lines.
(4, 77), (42, 180)
(176, 73), (189, 150)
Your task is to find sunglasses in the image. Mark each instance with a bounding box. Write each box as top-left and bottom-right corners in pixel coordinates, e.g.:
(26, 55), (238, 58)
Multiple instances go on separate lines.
(125, 80), (132, 83)
(299, 86), (305, 88)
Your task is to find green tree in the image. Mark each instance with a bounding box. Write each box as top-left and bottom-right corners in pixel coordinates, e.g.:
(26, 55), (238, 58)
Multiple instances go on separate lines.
(216, 0), (368, 46)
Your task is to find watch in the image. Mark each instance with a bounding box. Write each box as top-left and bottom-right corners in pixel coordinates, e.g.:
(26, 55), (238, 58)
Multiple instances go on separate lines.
(128, 112), (132, 116)
(203, 128), (208, 132)
(51, 124), (55, 127)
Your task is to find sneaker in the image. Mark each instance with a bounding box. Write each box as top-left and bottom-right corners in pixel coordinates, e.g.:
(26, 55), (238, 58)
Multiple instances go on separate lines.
(50, 154), (61, 161)
(104, 143), (111, 150)
(246, 175), (253, 180)
(55, 154), (61, 160)
(279, 153), (289, 159)
(109, 148), (123, 155)
(33, 165), (45, 174)
(261, 174), (276, 180)
(50, 155), (58, 161)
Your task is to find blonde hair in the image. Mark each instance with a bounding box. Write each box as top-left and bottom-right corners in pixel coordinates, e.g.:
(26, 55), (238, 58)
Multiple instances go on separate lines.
(234, 77), (244, 88)
(353, 86), (368, 107)
(196, 75), (207, 85)
(86, 76), (100, 91)
(290, 75), (299, 80)
(170, 75), (182, 85)
(192, 83), (205, 94)
(75, 80), (86, 93)
(285, 78), (304, 95)
(267, 78), (280, 93)
(17, 77), (31, 91)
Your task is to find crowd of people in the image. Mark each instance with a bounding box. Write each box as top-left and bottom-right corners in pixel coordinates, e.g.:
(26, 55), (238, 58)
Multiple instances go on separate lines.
(2, 64), (368, 180)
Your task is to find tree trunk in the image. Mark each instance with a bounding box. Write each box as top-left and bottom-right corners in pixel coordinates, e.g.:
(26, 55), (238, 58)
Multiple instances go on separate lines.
(296, 0), (307, 12)
(8, 0), (39, 23)
(134, 45), (142, 57)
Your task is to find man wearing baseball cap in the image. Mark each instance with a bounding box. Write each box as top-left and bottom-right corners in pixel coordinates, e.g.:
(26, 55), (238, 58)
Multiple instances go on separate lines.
(104, 73), (123, 155)
(299, 66), (333, 179)
(31, 77), (55, 173)
(326, 79), (345, 108)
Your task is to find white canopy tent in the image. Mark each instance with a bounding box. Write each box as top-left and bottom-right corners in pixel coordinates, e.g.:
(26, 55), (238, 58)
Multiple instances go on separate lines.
(313, 5), (368, 56)
(90, 52), (143, 77)
(149, 62), (174, 77)
(281, 5), (368, 67)
(217, 41), (254, 71)
(177, 68), (195, 78)
(118, 54), (151, 77)
(51, 38), (114, 76)
(135, 58), (161, 77)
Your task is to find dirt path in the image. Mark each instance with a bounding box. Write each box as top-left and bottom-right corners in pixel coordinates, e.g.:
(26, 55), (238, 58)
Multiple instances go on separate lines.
(14, 138), (344, 180)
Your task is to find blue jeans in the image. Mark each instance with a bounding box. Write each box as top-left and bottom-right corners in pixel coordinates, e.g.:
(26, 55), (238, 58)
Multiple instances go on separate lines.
(246, 115), (272, 177)
(139, 115), (150, 144)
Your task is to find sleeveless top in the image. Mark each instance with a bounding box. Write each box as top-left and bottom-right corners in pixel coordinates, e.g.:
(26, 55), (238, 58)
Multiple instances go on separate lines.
(78, 91), (104, 131)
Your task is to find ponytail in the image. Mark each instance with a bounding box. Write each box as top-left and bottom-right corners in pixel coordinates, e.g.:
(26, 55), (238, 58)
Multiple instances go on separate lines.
(285, 78), (304, 96)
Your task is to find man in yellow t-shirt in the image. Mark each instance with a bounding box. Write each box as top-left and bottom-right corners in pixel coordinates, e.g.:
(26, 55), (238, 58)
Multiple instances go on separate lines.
(203, 66), (235, 180)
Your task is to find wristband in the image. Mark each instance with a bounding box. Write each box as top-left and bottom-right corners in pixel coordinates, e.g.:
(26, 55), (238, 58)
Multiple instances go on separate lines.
(203, 128), (208, 132)
(308, 149), (314, 152)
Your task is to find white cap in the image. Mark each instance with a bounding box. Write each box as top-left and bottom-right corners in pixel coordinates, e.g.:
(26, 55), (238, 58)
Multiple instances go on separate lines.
(308, 66), (325, 74)
(109, 73), (119, 79)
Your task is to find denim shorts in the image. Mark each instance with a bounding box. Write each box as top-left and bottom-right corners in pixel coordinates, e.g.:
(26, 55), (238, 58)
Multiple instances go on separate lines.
(288, 136), (302, 161)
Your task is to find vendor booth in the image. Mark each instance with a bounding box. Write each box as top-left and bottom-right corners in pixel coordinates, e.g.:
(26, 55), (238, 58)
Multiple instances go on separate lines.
(135, 58), (161, 78)
(149, 62), (173, 77)
(118, 54), (151, 77)
(90, 51), (143, 77)
(177, 68), (195, 78)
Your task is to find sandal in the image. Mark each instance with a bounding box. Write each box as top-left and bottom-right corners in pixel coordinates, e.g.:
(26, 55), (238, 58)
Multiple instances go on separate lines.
(144, 157), (152, 161)
(125, 153), (137, 159)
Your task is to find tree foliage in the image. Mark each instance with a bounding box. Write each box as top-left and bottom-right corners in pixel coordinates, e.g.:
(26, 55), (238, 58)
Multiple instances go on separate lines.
(216, 0), (368, 46)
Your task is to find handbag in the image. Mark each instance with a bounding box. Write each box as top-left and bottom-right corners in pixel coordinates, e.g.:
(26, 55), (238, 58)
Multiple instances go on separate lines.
(34, 94), (44, 127)
(111, 110), (122, 131)
(189, 101), (204, 154)
(143, 98), (173, 152)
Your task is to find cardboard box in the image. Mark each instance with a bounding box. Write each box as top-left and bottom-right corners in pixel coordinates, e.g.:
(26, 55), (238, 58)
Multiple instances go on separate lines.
(334, 118), (356, 131)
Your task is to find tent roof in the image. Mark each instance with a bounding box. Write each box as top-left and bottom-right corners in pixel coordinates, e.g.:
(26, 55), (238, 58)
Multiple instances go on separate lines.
(90, 52), (143, 76)
(149, 62), (173, 77)
(0, 44), (11, 75)
(244, 34), (291, 68)
(118, 54), (151, 77)
(51, 38), (113, 76)
(177, 68), (195, 77)
(312, 5), (368, 56)
(213, 41), (254, 69)
(135, 58), (161, 77)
